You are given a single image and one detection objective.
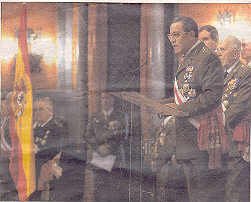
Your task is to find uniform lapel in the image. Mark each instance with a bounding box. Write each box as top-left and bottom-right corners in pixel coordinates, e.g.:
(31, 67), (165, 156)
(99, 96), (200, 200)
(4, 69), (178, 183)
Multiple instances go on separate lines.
(176, 60), (186, 77)
(224, 61), (241, 86)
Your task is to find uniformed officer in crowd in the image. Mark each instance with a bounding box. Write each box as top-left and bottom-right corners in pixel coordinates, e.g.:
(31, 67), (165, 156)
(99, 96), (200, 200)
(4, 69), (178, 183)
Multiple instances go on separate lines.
(163, 16), (224, 202)
(84, 92), (126, 202)
(1, 94), (68, 201)
(217, 35), (251, 202)
(199, 25), (219, 52)
(29, 96), (68, 201)
(240, 39), (251, 67)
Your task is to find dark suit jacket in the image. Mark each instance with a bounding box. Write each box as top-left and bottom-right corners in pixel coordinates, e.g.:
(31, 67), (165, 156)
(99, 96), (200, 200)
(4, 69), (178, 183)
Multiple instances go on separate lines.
(223, 61), (251, 157)
(85, 110), (125, 160)
(175, 41), (224, 160)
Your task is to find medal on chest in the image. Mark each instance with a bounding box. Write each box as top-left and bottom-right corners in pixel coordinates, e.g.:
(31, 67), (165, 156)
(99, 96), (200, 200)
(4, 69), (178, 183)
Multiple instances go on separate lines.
(180, 65), (197, 99)
(223, 78), (240, 108)
(228, 78), (238, 90)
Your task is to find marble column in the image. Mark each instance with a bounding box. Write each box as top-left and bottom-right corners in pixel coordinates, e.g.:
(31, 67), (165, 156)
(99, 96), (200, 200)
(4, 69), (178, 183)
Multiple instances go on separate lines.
(87, 4), (108, 117)
(55, 3), (89, 148)
(140, 4), (166, 169)
(57, 3), (73, 89)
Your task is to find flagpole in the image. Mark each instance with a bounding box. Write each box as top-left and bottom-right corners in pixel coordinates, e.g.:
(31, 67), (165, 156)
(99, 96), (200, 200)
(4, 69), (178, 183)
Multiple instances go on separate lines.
(0, 2), (2, 112)
(0, 2), (2, 158)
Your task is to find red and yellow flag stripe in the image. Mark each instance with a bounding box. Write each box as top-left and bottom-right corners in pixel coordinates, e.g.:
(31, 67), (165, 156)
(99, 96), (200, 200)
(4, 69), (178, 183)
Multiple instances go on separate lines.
(9, 4), (35, 201)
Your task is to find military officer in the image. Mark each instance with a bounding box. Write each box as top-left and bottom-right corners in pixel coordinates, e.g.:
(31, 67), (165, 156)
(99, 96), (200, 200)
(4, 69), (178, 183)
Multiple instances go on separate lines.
(166, 16), (224, 202)
(240, 39), (251, 67)
(217, 36), (251, 202)
(1, 95), (68, 201)
(83, 92), (126, 202)
(85, 93), (125, 162)
(199, 25), (219, 52)
(27, 96), (68, 201)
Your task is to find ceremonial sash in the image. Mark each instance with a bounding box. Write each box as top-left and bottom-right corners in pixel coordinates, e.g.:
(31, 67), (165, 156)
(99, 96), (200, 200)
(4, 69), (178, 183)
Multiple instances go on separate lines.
(174, 78), (200, 128)
(174, 78), (228, 169)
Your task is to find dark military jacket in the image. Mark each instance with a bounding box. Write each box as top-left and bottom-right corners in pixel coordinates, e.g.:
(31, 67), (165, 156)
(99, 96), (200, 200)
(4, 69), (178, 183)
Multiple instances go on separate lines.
(32, 116), (68, 201)
(223, 61), (251, 157)
(33, 116), (68, 153)
(174, 41), (224, 160)
(85, 110), (125, 158)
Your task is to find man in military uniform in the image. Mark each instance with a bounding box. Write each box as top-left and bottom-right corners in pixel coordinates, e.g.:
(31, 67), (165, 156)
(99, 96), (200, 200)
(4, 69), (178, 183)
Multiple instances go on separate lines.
(240, 39), (251, 67)
(32, 97), (86, 202)
(217, 36), (251, 202)
(31, 97), (66, 200)
(84, 92), (126, 202)
(165, 16), (224, 202)
(1, 95), (68, 201)
(199, 25), (219, 52)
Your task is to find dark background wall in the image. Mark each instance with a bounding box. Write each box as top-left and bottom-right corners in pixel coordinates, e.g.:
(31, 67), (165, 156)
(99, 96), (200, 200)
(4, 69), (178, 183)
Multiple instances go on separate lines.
(107, 4), (141, 92)
(164, 4), (176, 98)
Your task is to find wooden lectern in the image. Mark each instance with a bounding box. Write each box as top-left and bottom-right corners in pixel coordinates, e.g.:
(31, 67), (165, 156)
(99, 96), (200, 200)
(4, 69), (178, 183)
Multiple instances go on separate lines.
(109, 91), (188, 117)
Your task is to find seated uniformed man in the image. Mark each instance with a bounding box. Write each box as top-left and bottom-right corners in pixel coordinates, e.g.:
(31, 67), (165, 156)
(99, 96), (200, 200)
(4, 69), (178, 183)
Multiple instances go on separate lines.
(84, 92), (126, 202)
(29, 96), (68, 201)
(85, 92), (125, 167)
(1, 95), (67, 201)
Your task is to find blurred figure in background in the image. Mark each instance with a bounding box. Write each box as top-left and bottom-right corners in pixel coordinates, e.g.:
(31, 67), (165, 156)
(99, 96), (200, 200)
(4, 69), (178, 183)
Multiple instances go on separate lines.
(29, 96), (67, 201)
(84, 92), (126, 202)
(240, 39), (251, 67)
(1, 94), (68, 201)
(199, 25), (219, 52)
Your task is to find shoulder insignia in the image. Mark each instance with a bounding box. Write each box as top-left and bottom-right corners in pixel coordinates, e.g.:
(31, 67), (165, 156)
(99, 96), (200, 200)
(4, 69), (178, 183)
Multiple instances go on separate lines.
(238, 64), (250, 79)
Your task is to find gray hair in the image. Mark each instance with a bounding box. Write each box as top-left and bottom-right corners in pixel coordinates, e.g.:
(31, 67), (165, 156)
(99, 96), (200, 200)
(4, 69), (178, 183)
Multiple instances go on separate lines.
(225, 35), (241, 52)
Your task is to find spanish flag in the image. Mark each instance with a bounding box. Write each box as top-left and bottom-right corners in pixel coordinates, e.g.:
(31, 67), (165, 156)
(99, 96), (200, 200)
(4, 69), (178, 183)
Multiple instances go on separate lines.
(9, 4), (36, 201)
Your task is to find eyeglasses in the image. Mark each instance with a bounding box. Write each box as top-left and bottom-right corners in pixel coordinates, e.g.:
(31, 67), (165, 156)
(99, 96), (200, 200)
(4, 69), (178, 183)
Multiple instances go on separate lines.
(167, 32), (188, 39)
(216, 47), (225, 53)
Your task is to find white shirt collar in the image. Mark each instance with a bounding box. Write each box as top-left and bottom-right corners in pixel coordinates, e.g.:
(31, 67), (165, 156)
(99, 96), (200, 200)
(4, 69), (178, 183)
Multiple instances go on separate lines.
(102, 108), (113, 119)
(247, 61), (251, 68)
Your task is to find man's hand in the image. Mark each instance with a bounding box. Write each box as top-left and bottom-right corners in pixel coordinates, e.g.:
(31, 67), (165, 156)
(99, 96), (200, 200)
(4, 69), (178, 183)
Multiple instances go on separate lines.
(97, 143), (112, 157)
(165, 103), (177, 109)
(108, 120), (120, 130)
